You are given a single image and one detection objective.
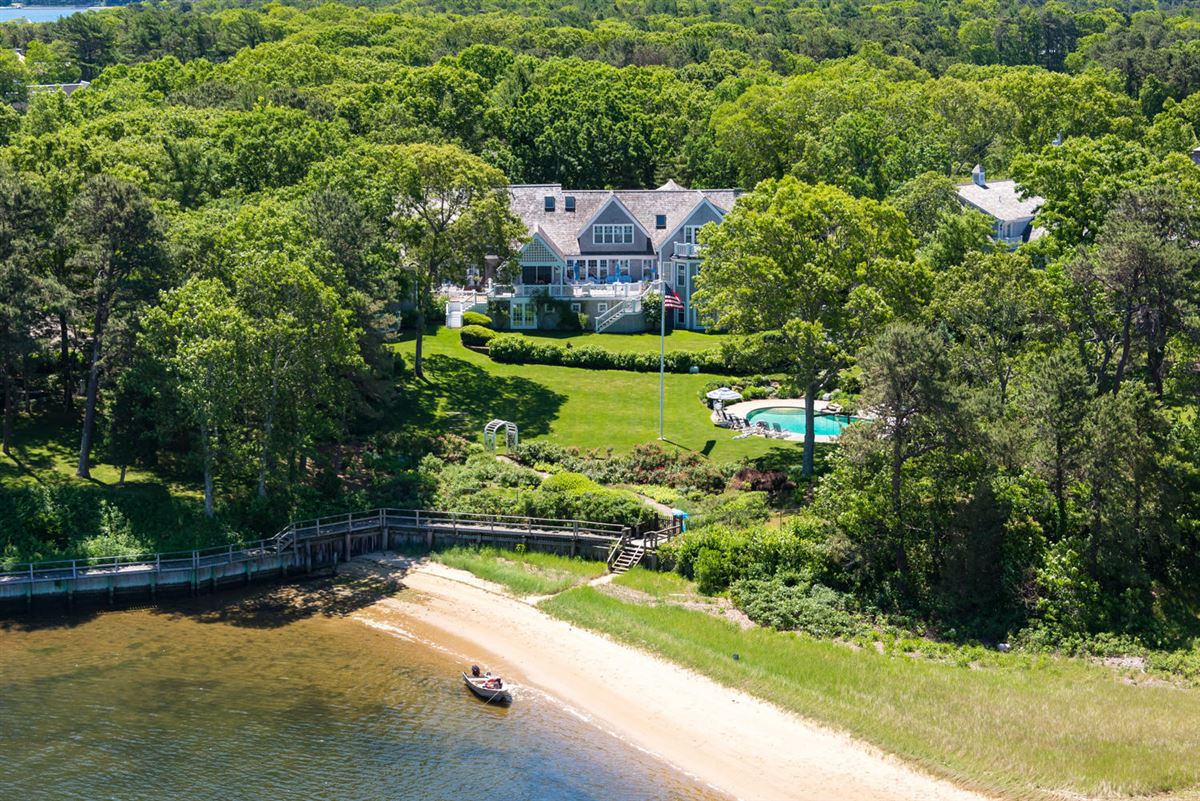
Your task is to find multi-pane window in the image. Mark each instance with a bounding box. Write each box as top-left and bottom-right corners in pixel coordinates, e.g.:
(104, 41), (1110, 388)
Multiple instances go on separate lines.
(511, 302), (536, 328)
(683, 225), (704, 244)
(593, 224), (634, 245)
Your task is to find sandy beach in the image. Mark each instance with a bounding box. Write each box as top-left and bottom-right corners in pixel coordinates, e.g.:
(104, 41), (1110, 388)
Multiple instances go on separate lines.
(350, 558), (991, 801)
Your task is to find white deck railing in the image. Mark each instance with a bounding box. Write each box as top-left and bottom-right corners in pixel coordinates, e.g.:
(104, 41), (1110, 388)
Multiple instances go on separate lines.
(498, 281), (651, 299)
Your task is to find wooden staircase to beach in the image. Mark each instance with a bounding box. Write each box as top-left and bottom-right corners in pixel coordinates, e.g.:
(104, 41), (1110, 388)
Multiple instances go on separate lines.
(609, 542), (646, 574)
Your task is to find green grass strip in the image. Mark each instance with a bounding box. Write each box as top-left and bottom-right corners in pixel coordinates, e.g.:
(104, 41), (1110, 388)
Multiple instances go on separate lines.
(432, 546), (605, 595)
(540, 586), (1200, 800)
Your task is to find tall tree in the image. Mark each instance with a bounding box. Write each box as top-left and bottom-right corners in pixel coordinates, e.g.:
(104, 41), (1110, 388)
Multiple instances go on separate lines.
(142, 278), (249, 517)
(61, 175), (163, 479)
(1071, 186), (1200, 397)
(387, 143), (524, 379)
(694, 177), (920, 475)
(0, 169), (55, 456)
(938, 251), (1055, 407)
(56, 11), (116, 80)
(1014, 348), (1090, 538)
(231, 254), (362, 498)
(852, 321), (956, 582)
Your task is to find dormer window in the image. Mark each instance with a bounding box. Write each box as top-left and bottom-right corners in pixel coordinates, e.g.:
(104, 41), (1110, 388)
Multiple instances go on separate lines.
(565, 196), (576, 212)
(544, 196), (555, 212)
(655, 214), (666, 229)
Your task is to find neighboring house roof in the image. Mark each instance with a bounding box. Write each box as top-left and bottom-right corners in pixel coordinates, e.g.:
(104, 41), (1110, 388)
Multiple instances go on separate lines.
(956, 179), (1042, 222)
(28, 80), (90, 96)
(508, 183), (741, 257)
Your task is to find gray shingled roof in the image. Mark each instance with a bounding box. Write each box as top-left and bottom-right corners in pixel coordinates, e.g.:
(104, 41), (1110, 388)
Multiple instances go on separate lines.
(508, 183), (741, 257)
(956, 179), (1042, 222)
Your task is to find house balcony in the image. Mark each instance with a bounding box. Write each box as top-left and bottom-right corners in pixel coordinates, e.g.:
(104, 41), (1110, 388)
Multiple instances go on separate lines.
(495, 280), (653, 300)
(673, 242), (702, 258)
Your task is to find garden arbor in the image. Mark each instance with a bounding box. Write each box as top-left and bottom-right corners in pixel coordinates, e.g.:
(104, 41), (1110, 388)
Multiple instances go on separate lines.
(483, 419), (519, 450)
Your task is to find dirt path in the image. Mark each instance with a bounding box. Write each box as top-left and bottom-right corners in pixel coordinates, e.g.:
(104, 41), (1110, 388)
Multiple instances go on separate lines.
(350, 558), (992, 801)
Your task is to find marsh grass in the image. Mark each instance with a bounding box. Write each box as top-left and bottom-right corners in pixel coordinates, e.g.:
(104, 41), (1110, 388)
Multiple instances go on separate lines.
(540, 587), (1200, 800)
(432, 546), (605, 596)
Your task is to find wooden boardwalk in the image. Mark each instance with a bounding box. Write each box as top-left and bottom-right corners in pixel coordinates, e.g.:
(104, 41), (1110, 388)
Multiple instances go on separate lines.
(0, 508), (642, 611)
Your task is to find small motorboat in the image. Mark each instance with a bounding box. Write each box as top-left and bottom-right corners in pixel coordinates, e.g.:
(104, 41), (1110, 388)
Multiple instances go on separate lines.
(463, 667), (512, 704)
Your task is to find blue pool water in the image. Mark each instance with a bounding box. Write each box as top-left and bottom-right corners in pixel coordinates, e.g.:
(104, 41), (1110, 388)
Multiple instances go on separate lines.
(746, 406), (857, 437)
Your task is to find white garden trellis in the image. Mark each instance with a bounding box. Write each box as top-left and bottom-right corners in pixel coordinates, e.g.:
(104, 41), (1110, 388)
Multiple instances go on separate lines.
(483, 419), (519, 450)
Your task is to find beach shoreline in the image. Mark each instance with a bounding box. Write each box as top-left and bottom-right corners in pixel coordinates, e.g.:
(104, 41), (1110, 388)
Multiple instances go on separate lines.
(349, 557), (991, 801)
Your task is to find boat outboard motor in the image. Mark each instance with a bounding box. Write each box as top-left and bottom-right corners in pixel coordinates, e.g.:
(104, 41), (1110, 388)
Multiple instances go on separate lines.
(471, 665), (481, 677)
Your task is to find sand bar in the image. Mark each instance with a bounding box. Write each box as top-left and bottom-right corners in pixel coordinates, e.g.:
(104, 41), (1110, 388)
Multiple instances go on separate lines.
(351, 560), (991, 801)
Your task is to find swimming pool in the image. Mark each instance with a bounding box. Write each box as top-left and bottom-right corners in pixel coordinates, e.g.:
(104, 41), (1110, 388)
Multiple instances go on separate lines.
(746, 406), (858, 437)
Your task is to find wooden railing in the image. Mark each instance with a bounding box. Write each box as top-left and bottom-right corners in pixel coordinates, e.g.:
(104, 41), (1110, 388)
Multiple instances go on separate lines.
(0, 508), (630, 586)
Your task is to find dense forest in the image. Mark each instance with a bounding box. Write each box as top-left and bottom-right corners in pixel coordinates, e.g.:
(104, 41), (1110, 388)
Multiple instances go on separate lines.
(0, 0), (1197, 655)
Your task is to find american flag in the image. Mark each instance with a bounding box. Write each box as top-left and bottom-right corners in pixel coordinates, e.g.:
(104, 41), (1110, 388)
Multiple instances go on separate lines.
(663, 286), (684, 310)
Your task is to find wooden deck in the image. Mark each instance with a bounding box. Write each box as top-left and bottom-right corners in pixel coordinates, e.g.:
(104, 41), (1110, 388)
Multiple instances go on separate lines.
(0, 508), (638, 611)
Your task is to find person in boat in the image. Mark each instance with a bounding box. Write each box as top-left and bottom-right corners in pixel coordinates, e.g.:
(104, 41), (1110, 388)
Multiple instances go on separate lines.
(485, 677), (502, 689)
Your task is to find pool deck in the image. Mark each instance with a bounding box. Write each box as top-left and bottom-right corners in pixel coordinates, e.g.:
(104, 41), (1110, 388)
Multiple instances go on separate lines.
(712, 398), (843, 443)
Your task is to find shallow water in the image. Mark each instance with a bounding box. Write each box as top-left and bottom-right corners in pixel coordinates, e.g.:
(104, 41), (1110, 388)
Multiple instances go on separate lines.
(0, 7), (91, 23)
(0, 584), (723, 801)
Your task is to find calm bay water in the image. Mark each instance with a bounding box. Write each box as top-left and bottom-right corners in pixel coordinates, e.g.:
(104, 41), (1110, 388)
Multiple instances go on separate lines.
(0, 6), (93, 23)
(0, 588), (722, 801)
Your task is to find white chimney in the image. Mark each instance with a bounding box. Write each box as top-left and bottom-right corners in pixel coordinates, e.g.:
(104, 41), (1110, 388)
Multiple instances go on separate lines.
(971, 164), (986, 187)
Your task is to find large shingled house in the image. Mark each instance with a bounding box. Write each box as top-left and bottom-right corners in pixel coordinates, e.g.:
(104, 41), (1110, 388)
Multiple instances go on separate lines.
(457, 181), (742, 333)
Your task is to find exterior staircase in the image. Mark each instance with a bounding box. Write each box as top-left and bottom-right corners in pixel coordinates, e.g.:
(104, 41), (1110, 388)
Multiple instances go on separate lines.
(608, 541), (646, 574)
(594, 281), (662, 333)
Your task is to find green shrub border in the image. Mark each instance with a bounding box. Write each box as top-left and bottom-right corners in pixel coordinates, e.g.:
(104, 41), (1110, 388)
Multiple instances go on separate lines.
(486, 334), (789, 374)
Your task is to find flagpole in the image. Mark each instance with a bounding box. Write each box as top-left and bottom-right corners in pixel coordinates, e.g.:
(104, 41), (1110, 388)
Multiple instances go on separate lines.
(658, 281), (665, 440)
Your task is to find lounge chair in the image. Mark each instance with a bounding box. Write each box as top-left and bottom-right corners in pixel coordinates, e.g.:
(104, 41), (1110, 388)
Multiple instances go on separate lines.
(771, 422), (786, 438)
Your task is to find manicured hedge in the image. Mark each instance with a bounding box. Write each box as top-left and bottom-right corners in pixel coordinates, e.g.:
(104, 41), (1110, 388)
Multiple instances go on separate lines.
(486, 333), (792, 374)
(460, 325), (497, 347)
(488, 335), (719, 373)
(462, 311), (493, 328)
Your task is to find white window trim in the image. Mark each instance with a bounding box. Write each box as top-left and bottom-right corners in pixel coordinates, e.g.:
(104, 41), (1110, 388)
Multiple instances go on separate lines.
(683, 225), (704, 245)
(570, 302), (581, 313)
(597, 302), (609, 315)
(510, 301), (537, 329)
(593, 224), (634, 245)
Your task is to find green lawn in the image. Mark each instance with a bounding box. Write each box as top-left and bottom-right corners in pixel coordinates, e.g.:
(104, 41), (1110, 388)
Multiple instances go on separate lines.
(0, 416), (187, 493)
(612, 565), (699, 599)
(431, 546), (606, 595)
(394, 326), (799, 462)
(540, 587), (1200, 801)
